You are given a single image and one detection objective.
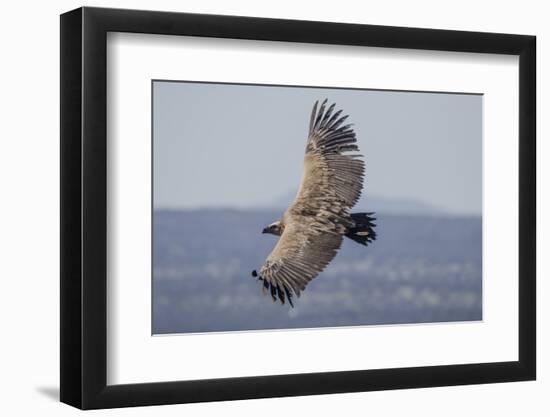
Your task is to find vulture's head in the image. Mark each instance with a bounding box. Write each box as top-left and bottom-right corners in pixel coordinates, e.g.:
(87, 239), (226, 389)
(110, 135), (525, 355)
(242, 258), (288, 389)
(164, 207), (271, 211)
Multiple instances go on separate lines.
(262, 220), (283, 236)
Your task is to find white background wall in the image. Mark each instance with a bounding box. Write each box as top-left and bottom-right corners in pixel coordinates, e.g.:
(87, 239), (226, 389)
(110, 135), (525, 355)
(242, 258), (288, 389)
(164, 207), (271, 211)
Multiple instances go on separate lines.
(0, 0), (545, 415)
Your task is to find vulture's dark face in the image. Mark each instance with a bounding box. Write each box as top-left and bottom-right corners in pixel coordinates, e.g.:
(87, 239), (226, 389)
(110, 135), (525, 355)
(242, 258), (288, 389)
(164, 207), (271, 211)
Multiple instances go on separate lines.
(262, 221), (283, 236)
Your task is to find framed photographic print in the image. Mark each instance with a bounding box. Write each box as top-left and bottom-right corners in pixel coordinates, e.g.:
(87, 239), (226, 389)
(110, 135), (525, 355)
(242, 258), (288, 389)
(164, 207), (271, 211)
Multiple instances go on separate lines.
(60, 6), (536, 410)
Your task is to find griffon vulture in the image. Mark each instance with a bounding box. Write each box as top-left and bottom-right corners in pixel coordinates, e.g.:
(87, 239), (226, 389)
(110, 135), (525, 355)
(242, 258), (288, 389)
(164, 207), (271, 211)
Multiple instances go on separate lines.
(251, 99), (376, 306)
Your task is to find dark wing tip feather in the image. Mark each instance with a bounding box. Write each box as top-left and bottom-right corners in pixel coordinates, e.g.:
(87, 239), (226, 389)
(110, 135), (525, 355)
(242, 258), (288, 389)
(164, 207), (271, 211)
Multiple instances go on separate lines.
(276, 286), (286, 305)
(320, 103), (336, 129)
(285, 287), (294, 307)
(309, 100), (319, 135)
(313, 99), (328, 132)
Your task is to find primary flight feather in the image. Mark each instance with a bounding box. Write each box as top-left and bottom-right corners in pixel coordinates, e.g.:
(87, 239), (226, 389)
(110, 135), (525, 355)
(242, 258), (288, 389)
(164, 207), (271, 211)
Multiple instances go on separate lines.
(252, 99), (376, 306)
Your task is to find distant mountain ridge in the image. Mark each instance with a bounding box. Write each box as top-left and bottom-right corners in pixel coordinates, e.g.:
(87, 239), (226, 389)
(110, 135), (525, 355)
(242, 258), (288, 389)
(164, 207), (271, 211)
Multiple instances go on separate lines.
(260, 190), (447, 216)
(155, 192), (480, 217)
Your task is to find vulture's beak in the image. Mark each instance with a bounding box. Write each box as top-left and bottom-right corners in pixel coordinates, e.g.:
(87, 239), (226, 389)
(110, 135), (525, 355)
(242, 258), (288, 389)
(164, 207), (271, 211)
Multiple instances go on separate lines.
(262, 226), (270, 234)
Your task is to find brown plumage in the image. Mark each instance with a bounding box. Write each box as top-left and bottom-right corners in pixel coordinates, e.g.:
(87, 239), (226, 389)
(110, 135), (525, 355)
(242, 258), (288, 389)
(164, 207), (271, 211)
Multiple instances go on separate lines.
(252, 99), (376, 306)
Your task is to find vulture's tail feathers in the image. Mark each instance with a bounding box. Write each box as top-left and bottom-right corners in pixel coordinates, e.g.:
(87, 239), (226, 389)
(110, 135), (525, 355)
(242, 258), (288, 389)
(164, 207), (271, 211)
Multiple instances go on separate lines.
(345, 212), (377, 246)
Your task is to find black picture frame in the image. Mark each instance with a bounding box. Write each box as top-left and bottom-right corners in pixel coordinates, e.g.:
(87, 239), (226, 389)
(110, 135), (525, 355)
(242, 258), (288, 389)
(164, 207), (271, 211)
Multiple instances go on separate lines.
(60, 6), (536, 410)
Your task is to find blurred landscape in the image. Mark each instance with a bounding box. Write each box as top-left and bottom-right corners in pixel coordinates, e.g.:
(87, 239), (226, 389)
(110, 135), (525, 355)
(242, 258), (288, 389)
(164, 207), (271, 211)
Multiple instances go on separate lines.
(152, 198), (482, 334)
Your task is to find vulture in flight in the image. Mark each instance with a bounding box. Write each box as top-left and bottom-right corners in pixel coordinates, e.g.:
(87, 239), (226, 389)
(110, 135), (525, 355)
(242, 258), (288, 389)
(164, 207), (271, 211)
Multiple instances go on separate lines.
(252, 99), (376, 306)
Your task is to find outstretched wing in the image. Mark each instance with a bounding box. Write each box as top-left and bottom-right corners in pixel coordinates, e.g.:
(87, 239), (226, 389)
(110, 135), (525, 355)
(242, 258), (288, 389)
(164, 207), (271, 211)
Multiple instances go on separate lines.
(255, 100), (365, 305)
(296, 98), (365, 213)
(256, 219), (343, 306)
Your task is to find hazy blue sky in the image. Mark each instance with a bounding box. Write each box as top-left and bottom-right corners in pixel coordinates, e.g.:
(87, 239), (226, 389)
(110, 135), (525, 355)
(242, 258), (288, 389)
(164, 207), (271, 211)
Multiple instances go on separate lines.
(153, 81), (482, 215)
